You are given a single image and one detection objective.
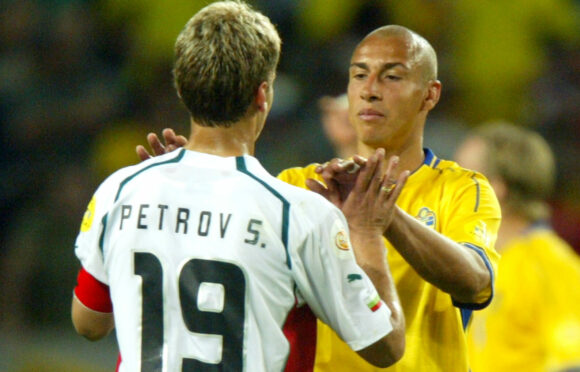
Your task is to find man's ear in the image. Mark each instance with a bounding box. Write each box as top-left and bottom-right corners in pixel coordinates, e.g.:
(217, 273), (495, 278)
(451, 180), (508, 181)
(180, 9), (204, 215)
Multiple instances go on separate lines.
(422, 79), (441, 112)
(255, 81), (269, 112)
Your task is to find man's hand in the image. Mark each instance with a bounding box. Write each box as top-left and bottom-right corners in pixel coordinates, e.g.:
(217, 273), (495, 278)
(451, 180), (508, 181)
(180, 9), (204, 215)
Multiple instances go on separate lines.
(342, 149), (409, 236)
(307, 148), (409, 234)
(306, 155), (367, 205)
(136, 128), (188, 161)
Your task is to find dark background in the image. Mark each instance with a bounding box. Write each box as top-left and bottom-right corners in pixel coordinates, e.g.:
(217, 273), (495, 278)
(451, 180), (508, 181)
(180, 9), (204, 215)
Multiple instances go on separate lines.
(1, 0), (578, 370)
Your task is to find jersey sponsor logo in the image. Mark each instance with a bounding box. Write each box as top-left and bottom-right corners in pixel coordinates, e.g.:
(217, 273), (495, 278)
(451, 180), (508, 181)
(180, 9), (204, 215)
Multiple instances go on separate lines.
(80, 196), (96, 232)
(347, 273), (362, 283)
(335, 230), (350, 251)
(416, 207), (436, 228)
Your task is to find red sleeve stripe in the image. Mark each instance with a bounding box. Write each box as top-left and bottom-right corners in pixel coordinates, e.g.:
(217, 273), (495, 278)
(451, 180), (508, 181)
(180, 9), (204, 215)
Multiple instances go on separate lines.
(74, 267), (113, 313)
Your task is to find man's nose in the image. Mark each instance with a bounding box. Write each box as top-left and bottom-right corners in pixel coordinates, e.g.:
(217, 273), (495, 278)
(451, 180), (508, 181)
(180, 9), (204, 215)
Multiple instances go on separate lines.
(360, 75), (382, 101)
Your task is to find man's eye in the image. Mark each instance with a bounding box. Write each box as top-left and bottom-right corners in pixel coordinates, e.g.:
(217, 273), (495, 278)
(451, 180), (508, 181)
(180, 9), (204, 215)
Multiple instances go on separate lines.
(387, 75), (401, 81)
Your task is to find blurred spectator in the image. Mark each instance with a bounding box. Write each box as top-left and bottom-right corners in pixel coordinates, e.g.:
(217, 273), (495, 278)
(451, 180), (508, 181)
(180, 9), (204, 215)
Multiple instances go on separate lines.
(455, 121), (580, 371)
(318, 93), (357, 159)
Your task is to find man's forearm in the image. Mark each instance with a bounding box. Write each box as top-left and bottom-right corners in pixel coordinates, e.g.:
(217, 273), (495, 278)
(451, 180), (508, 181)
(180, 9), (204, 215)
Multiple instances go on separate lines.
(350, 232), (405, 363)
(385, 207), (490, 303)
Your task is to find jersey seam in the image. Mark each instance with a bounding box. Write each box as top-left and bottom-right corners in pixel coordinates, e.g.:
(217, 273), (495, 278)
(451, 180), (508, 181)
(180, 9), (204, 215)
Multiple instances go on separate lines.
(236, 156), (292, 269)
(114, 149), (187, 202)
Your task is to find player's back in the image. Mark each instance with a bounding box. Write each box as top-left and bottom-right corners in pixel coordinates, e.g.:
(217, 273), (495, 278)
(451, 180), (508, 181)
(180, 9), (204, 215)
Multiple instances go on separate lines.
(97, 149), (329, 371)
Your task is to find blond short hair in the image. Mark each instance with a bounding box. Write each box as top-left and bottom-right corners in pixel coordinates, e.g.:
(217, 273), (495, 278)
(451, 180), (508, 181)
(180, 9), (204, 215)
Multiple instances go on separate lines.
(173, 1), (281, 127)
(475, 121), (555, 221)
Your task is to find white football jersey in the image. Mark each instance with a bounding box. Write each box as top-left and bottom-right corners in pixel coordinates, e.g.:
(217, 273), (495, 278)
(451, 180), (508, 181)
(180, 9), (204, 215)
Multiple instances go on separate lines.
(75, 149), (392, 372)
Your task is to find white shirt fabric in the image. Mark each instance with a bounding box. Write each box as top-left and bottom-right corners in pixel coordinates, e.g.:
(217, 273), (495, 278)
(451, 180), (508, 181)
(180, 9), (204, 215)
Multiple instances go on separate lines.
(75, 149), (392, 372)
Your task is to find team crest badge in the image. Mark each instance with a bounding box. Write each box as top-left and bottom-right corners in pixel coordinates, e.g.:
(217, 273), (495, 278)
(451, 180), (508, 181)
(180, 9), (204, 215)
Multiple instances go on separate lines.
(466, 220), (490, 246)
(80, 196), (96, 232)
(416, 207), (436, 228)
(335, 230), (350, 251)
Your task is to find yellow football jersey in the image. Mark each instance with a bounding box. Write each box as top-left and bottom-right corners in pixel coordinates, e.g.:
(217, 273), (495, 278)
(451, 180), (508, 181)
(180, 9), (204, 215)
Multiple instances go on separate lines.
(277, 149), (501, 372)
(468, 226), (580, 372)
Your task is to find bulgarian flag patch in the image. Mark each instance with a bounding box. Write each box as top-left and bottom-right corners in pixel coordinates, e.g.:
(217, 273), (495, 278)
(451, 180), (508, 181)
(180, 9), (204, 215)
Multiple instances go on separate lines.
(367, 294), (382, 312)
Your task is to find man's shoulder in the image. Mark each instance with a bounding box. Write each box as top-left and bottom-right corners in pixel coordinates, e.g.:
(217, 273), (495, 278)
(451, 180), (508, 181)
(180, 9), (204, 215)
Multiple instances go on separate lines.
(419, 157), (492, 189)
(276, 163), (323, 188)
(269, 166), (341, 222)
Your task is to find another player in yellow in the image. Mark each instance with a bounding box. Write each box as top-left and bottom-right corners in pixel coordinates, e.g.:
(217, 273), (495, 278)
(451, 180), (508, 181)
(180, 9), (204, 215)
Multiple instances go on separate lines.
(138, 25), (501, 372)
(456, 122), (580, 372)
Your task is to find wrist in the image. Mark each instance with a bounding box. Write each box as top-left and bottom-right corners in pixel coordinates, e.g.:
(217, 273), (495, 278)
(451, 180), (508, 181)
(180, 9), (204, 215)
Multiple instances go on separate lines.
(384, 207), (403, 238)
(349, 233), (387, 266)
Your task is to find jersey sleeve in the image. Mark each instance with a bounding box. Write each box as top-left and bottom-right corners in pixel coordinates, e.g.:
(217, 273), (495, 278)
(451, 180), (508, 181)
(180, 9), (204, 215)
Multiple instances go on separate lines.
(444, 172), (501, 308)
(74, 267), (113, 313)
(288, 201), (393, 351)
(74, 173), (121, 285)
(277, 165), (321, 189)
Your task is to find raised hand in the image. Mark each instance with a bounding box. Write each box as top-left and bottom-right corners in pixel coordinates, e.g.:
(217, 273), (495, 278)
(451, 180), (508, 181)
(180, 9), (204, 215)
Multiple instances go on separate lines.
(307, 148), (409, 234)
(308, 155), (367, 206)
(136, 128), (188, 161)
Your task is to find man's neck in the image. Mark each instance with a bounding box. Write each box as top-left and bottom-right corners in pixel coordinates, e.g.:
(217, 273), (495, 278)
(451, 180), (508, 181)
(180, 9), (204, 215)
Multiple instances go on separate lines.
(357, 141), (425, 177)
(185, 119), (259, 157)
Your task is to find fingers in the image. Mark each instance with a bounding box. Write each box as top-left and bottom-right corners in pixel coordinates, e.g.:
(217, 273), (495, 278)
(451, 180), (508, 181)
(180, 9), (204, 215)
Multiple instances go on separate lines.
(352, 155), (368, 167)
(161, 128), (188, 152)
(378, 156), (409, 205)
(316, 158), (342, 195)
(391, 170), (410, 200)
(355, 148), (384, 193)
(136, 145), (151, 161)
(147, 133), (166, 156)
(306, 178), (330, 200)
(306, 178), (342, 208)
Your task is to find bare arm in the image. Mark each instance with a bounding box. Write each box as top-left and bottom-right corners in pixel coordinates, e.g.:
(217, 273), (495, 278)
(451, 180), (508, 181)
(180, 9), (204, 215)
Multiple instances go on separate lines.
(385, 208), (490, 303)
(350, 233), (406, 367)
(308, 150), (407, 366)
(71, 294), (115, 341)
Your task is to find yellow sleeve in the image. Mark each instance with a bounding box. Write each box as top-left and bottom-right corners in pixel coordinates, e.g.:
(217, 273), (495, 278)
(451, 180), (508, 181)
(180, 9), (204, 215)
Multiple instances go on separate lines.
(444, 171), (501, 306)
(277, 164), (322, 189)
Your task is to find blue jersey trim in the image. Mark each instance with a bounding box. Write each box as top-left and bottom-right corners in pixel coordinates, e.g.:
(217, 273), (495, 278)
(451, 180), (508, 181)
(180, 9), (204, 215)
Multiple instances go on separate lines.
(114, 149), (186, 202)
(100, 149), (186, 258)
(423, 148), (442, 169)
(460, 308), (473, 331)
(236, 156), (292, 269)
(424, 148), (435, 167)
(470, 174), (481, 212)
(452, 242), (495, 312)
(99, 214), (108, 254)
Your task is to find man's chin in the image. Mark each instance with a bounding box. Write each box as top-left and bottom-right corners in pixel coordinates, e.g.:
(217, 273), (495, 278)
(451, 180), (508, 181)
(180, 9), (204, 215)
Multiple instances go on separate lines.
(360, 136), (390, 150)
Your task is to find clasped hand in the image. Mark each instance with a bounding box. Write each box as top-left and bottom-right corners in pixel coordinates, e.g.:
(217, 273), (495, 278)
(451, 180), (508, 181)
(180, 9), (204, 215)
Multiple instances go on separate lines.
(306, 152), (409, 236)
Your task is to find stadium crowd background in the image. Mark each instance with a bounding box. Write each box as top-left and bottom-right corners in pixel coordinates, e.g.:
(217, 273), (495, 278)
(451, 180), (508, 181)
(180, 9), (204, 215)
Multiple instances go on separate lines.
(0, 0), (578, 370)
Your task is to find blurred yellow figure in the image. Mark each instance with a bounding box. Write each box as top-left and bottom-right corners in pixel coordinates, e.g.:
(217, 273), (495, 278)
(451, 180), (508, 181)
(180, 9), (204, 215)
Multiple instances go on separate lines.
(455, 122), (580, 371)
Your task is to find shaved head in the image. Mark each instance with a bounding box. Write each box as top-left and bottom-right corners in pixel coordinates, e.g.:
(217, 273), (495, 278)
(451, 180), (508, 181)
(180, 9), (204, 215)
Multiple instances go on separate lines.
(359, 25), (438, 82)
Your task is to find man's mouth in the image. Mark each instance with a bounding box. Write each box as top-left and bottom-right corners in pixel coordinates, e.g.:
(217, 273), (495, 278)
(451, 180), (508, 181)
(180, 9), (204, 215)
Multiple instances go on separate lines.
(358, 108), (384, 121)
